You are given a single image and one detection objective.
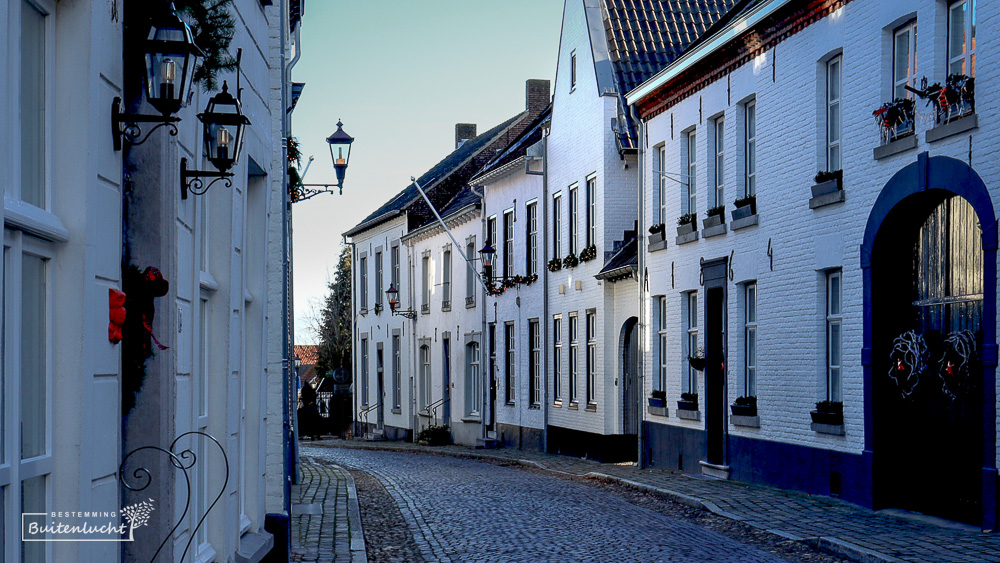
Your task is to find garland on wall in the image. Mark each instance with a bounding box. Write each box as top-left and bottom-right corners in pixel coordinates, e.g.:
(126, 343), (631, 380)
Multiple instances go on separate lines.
(122, 265), (170, 414)
(888, 329), (978, 401)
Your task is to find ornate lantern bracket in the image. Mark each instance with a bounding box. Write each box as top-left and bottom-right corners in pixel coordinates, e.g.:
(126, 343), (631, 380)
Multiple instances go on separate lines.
(181, 157), (233, 200)
(112, 97), (181, 150)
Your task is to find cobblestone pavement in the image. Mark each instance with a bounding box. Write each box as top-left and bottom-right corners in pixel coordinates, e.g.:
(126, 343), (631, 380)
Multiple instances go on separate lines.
(311, 439), (1000, 563)
(291, 457), (366, 562)
(305, 445), (788, 562)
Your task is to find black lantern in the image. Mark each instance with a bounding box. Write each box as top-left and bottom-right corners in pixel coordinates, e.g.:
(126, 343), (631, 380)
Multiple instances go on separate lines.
(198, 81), (250, 172)
(144, 3), (200, 116)
(479, 244), (496, 270)
(385, 284), (399, 310)
(327, 120), (354, 187)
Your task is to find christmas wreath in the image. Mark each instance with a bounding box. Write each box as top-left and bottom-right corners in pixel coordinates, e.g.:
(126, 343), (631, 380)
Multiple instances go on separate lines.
(547, 258), (562, 272)
(888, 330), (928, 398)
(563, 253), (579, 268)
(579, 245), (597, 262)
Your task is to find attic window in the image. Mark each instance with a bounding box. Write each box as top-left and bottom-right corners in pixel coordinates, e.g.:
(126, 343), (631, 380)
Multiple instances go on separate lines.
(571, 51), (577, 89)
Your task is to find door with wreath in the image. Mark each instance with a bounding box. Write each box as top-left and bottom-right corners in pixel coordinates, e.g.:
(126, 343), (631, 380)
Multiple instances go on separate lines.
(873, 193), (983, 524)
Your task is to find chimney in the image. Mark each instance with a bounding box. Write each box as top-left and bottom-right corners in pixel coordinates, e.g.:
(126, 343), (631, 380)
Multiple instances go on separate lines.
(455, 123), (477, 149)
(526, 79), (550, 114)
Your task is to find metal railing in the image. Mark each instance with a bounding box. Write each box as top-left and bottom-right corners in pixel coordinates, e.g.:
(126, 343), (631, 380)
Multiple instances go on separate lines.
(421, 396), (451, 426)
(359, 402), (380, 433)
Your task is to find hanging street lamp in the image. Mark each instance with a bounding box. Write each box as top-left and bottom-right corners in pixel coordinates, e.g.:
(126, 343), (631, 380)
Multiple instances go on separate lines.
(293, 120), (356, 202)
(181, 81), (252, 199)
(385, 283), (416, 319)
(112, 3), (202, 150)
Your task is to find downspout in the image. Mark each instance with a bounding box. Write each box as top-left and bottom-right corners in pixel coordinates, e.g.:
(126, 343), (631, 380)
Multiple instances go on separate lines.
(470, 184), (488, 441)
(408, 237), (417, 438)
(540, 127), (551, 453)
(632, 106), (646, 468)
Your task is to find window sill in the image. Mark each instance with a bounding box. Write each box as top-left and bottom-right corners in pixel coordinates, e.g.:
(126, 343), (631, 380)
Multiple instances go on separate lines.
(441, 302), (451, 312)
(528, 405), (541, 410)
(649, 239), (668, 252)
(552, 400), (563, 408)
(676, 409), (701, 421)
(3, 196), (70, 242)
(585, 403), (597, 412)
(873, 133), (917, 160)
(811, 421), (845, 436)
(702, 223), (727, 239)
(417, 411), (431, 418)
(460, 416), (481, 423)
(420, 305), (430, 315)
(926, 113), (978, 143)
(391, 408), (401, 414)
(730, 414), (760, 428)
(675, 231), (699, 245)
(465, 298), (476, 309)
(647, 405), (669, 417)
(567, 402), (580, 410)
(504, 402), (515, 408)
(809, 189), (845, 210)
(359, 308), (369, 316)
(730, 214), (758, 231)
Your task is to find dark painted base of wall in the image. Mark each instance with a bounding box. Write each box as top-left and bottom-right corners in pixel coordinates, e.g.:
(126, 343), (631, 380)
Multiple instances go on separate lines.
(497, 423), (544, 452)
(354, 422), (412, 443)
(547, 425), (637, 463)
(643, 421), (869, 507)
(262, 513), (289, 563)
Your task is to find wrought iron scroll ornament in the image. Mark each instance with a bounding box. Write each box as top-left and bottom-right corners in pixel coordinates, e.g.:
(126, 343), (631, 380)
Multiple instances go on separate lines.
(766, 238), (773, 271)
(888, 331), (929, 397)
(939, 330), (976, 400)
(728, 250), (734, 281)
(181, 157), (234, 200)
(119, 431), (229, 563)
(112, 97), (180, 151)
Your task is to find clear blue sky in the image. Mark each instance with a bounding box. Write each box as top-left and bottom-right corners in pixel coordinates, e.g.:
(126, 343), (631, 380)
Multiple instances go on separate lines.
(292, 1), (565, 343)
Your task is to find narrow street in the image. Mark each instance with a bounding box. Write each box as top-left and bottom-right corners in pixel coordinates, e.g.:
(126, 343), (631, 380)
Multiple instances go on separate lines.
(301, 445), (843, 562)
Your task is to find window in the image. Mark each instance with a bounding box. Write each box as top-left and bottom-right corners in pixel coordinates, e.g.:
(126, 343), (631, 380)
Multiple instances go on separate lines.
(686, 132), (697, 214)
(552, 194), (562, 257)
(359, 255), (368, 309)
(505, 322), (516, 404)
(569, 314), (579, 403)
(19, 0), (47, 209)
(657, 146), (667, 225)
(530, 320), (541, 406)
(893, 21), (918, 100)
(570, 51), (577, 88)
(826, 270), (843, 402)
(553, 316), (563, 402)
(392, 335), (401, 409)
(586, 176), (597, 247)
(466, 342), (481, 417)
(442, 248), (452, 309)
(713, 118), (725, 207)
(657, 297), (668, 391)
(744, 283), (757, 397)
(826, 56), (842, 171)
(360, 338), (369, 405)
(374, 251), (383, 309)
(745, 101), (756, 197)
(948, 0), (976, 76)
(420, 345), (431, 409)
(466, 241), (476, 303)
(503, 210), (514, 279)
(526, 202), (538, 275)
(421, 255), (430, 312)
(391, 244), (400, 290)
(684, 292), (698, 394)
(569, 185), (579, 254)
(586, 310), (597, 405)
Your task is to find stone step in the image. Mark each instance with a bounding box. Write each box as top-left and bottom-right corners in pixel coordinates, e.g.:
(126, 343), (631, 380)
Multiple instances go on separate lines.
(474, 438), (499, 450)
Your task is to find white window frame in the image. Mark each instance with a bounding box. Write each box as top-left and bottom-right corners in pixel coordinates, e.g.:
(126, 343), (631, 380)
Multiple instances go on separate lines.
(441, 248), (452, 309)
(503, 209), (514, 279)
(569, 314), (579, 403)
(684, 291), (698, 394)
(420, 345), (431, 409)
(826, 56), (843, 172)
(586, 310), (597, 406)
(552, 194), (562, 258)
(686, 131), (697, 215)
(826, 270), (843, 402)
(745, 100), (756, 197)
(586, 176), (597, 247)
(392, 335), (401, 409)
(360, 338), (369, 406)
(569, 185), (579, 255)
(948, 0), (976, 77)
(657, 296), (668, 391)
(358, 255), (368, 310)
(657, 146), (667, 225)
(390, 244), (400, 290)
(713, 117), (725, 208)
(553, 315), (563, 402)
(526, 201), (538, 276)
(465, 342), (481, 417)
(744, 283), (757, 398)
(529, 320), (540, 406)
(374, 251), (383, 309)
(893, 21), (918, 100)
(505, 322), (516, 404)
(421, 254), (430, 311)
(465, 240), (476, 303)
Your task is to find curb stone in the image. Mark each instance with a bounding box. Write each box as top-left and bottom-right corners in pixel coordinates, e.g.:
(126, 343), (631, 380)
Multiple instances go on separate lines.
(339, 465), (367, 563)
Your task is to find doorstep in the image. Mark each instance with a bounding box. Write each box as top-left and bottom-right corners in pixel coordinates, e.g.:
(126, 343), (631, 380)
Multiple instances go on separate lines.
(699, 460), (731, 480)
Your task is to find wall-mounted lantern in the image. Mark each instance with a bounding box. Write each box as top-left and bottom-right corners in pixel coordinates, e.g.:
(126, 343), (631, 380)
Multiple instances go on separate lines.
(112, 3), (201, 150)
(181, 81), (251, 199)
(293, 120), (356, 201)
(385, 283), (416, 319)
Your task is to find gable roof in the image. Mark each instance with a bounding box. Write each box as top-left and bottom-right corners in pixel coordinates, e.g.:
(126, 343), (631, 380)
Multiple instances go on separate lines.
(473, 104), (552, 182)
(585, 0), (737, 152)
(595, 233), (638, 281)
(344, 112), (527, 237)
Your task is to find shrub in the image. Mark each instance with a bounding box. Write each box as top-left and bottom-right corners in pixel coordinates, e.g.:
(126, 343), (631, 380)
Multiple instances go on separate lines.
(707, 204), (725, 217)
(677, 212), (696, 226)
(733, 395), (757, 407)
(815, 400), (843, 415)
(680, 392), (698, 403)
(651, 389), (667, 400)
(814, 169), (843, 184)
(416, 424), (451, 446)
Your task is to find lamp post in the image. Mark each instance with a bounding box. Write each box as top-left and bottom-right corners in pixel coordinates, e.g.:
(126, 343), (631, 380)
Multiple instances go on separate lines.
(112, 3), (201, 150)
(181, 81), (252, 199)
(293, 120), (355, 201)
(384, 283), (416, 319)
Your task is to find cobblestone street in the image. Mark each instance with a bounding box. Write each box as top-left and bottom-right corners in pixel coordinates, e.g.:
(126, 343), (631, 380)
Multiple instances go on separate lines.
(304, 445), (818, 562)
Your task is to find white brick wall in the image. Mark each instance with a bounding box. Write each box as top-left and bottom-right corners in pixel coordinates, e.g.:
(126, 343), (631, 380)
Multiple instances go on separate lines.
(639, 0), (1000, 466)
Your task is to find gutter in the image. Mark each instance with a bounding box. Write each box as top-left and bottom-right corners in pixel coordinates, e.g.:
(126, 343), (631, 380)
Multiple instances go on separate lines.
(625, 0), (790, 106)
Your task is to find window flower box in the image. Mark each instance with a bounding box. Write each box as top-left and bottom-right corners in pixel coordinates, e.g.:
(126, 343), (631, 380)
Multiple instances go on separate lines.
(730, 395), (757, 417)
(812, 170), (842, 198)
(648, 390), (666, 408)
(648, 223), (666, 245)
(703, 205), (725, 229)
(547, 258), (562, 272)
(810, 400), (843, 426)
(732, 195), (756, 221)
(677, 392), (698, 411)
(676, 213), (696, 236)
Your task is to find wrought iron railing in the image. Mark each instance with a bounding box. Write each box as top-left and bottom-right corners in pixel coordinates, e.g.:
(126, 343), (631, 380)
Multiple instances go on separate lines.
(421, 396), (451, 426)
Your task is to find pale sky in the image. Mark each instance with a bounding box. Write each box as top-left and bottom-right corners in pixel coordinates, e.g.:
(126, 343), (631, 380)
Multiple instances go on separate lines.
(292, 1), (565, 344)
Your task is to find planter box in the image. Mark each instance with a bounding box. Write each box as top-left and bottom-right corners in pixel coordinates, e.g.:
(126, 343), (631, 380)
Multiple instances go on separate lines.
(731, 415), (760, 428)
(676, 222), (695, 236)
(702, 214), (724, 229)
(648, 397), (666, 408)
(676, 408), (700, 421)
(811, 179), (841, 198)
(688, 356), (706, 371)
(926, 113), (978, 143)
(810, 410), (843, 426)
(730, 404), (757, 417)
(647, 405), (668, 417)
(677, 399), (698, 411)
(731, 203), (755, 221)
(873, 133), (917, 160)
(648, 231), (665, 245)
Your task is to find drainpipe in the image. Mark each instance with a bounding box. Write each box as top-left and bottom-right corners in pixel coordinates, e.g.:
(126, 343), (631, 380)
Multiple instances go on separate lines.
(633, 105), (646, 468)
(539, 126), (551, 453)
(470, 184), (488, 442)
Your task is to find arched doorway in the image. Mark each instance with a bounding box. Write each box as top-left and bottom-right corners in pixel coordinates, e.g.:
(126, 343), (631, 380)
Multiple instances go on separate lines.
(863, 154), (998, 529)
(621, 317), (639, 436)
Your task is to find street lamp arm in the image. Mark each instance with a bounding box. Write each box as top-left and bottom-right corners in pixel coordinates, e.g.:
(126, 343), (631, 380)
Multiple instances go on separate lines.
(655, 170), (691, 186)
(294, 182), (343, 201)
(410, 177), (490, 290)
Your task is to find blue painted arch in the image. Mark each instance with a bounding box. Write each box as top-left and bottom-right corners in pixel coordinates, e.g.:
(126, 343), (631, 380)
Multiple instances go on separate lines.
(860, 152), (998, 530)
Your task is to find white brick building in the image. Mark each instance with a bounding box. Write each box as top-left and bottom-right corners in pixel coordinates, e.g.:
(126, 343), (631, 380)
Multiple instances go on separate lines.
(628, 0), (999, 530)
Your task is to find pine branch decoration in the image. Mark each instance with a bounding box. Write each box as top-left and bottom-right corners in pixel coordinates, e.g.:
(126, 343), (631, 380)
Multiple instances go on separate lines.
(177, 0), (238, 92)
